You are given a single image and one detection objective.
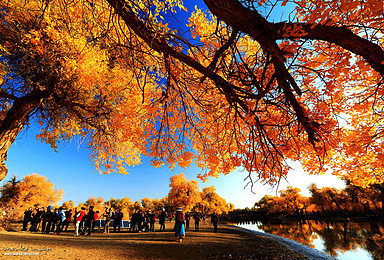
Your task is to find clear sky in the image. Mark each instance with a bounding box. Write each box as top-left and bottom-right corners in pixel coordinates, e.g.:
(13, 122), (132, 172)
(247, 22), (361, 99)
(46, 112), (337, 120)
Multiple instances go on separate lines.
(0, 0), (346, 209)
(3, 123), (345, 209)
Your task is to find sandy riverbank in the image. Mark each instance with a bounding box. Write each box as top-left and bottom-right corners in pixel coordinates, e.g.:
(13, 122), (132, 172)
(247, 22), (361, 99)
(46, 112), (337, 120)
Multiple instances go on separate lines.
(0, 221), (312, 259)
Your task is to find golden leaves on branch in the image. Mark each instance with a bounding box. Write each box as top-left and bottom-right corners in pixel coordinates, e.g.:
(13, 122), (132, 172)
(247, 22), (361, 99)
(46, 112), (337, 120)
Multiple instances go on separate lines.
(2, 0), (384, 189)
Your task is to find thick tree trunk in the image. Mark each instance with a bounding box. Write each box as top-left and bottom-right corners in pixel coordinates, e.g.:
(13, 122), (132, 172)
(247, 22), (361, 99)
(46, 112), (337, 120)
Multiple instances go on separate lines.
(203, 0), (384, 76)
(0, 91), (47, 181)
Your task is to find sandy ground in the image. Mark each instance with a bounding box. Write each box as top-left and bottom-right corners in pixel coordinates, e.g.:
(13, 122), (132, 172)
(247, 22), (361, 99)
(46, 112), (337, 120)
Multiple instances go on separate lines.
(0, 221), (309, 259)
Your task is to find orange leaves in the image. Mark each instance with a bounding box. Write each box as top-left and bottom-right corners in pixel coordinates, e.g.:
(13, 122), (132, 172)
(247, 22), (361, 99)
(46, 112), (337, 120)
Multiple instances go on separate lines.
(168, 173), (201, 211)
(167, 173), (231, 214)
(1, 174), (63, 219)
(2, 0), (384, 190)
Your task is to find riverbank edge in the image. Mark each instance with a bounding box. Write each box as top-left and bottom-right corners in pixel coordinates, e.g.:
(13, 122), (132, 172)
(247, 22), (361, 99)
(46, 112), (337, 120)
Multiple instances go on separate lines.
(226, 224), (335, 260)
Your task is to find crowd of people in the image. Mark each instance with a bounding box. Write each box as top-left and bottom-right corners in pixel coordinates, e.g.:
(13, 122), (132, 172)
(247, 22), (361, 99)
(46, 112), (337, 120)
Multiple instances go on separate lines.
(20, 204), (220, 241)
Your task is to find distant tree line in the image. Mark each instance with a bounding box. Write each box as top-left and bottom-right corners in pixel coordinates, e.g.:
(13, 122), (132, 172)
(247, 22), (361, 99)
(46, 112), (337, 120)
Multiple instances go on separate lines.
(0, 172), (233, 223)
(251, 182), (384, 219)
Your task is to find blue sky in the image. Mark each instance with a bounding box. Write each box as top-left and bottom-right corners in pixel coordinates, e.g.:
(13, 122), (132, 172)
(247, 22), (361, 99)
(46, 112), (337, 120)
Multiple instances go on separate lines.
(4, 122), (345, 209)
(0, 0), (346, 209)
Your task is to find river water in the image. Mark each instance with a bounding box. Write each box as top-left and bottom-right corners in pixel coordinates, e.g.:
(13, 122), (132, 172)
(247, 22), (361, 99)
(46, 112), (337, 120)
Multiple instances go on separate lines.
(237, 220), (384, 260)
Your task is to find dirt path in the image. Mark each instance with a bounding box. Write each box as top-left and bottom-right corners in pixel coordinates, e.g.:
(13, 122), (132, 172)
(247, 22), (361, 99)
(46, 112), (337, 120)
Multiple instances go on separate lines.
(0, 222), (307, 259)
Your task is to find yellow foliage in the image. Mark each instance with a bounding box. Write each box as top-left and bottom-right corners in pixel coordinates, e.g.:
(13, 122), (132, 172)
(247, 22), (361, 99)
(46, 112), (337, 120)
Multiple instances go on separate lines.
(0, 174), (63, 220)
(1, 0), (384, 189)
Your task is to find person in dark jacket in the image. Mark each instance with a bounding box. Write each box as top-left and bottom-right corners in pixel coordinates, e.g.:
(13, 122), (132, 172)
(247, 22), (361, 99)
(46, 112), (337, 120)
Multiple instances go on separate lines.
(158, 208), (167, 232)
(137, 211), (145, 232)
(185, 212), (191, 230)
(194, 212), (201, 231)
(49, 208), (58, 233)
(22, 207), (33, 231)
(129, 209), (139, 233)
(142, 211), (150, 232)
(63, 209), (72, 231)
(82, 206), (95, 236)
(29, 206), (43, 232)
(211, 212), (219, 233)
(149, 210), (156, 232)
(41, 206), (53, 234)
(113, 209), (123, 232)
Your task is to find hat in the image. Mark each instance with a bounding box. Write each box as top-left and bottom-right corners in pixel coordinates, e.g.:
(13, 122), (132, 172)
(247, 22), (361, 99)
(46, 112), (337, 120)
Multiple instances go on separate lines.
(177, 207), (183, 212)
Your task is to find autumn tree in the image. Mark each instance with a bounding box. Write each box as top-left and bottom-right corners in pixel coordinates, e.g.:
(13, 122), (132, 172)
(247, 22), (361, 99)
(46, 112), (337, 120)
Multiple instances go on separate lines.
(62, 200), (75, 210)
(85, 196), (105, 214)
(1, 0), (384, 190)
(308, 183), (334, 215)
(0, 175), (20, 206)
(154, 197), (171, 212)
(168, 173), (201, 212)
(0, 0), (150, 180)
(254, 194), (277, 214)
(345, 181), (383, 214)
(107, 197), (133, 218)
(254, 191), (308, 215)
(141, 197), (154, 211)
(167, 173), (231, 214)
(0, 173), (63, 220)
(133, 200), (142, 211)
(196, 186), (231, 214)
(104, 0), (384, 188)
(278, 186), (309, 215)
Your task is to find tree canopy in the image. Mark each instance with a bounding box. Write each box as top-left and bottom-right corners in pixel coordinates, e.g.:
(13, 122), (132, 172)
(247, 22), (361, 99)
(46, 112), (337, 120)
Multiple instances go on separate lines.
(0, 173), (63, 219)
(0, 0), (383, 188)
(168, 172), (232, 214)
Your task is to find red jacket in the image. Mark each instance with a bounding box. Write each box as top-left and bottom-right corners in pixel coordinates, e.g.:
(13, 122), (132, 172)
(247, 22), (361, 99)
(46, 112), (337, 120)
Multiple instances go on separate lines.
(76, 210), (86, 222)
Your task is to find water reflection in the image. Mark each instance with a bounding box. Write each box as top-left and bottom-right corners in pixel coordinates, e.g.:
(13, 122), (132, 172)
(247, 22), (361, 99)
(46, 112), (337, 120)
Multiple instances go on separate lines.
(236, 219), (384, 260)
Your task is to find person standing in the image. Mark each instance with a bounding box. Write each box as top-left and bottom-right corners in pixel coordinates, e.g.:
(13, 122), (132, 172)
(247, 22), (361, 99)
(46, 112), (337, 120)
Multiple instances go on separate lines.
(82, 206), (95, 236)
(45, 208), (57, 234)
(93, 210), (99, 232)
(185, 212), (191, 230)
(54, 207), (66, 235)
(143, 211), (150, 232)
(49, 208), (58, 233)
(22, 207), (33, 231)
(41, 206), (53, 233)
(137, 211), (145, 232)
(74, 207), (86, 236)
(113, 209), (123, 232)
(63, 209), (72, 231)
(193, 212), (201, 231)
(158, 208), (167, 232)
(79, 213), (87, 234)
(29, 206), (43, 232)
(149, 210), (156, 232)
(211, 212), (219, 233)
(103, 207), (113, 234)
(129, 209), (139, 232)
(174, 207), (186, 242)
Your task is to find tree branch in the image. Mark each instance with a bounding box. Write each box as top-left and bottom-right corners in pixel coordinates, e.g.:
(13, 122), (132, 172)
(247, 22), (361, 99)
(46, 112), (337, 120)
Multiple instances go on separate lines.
(274, 22), (384, 76)
(107, 0), (251, 114)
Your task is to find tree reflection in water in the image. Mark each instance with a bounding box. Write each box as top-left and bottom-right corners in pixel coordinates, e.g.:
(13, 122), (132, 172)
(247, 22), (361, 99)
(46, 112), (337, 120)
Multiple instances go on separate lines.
(237, 220), (384, 259)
